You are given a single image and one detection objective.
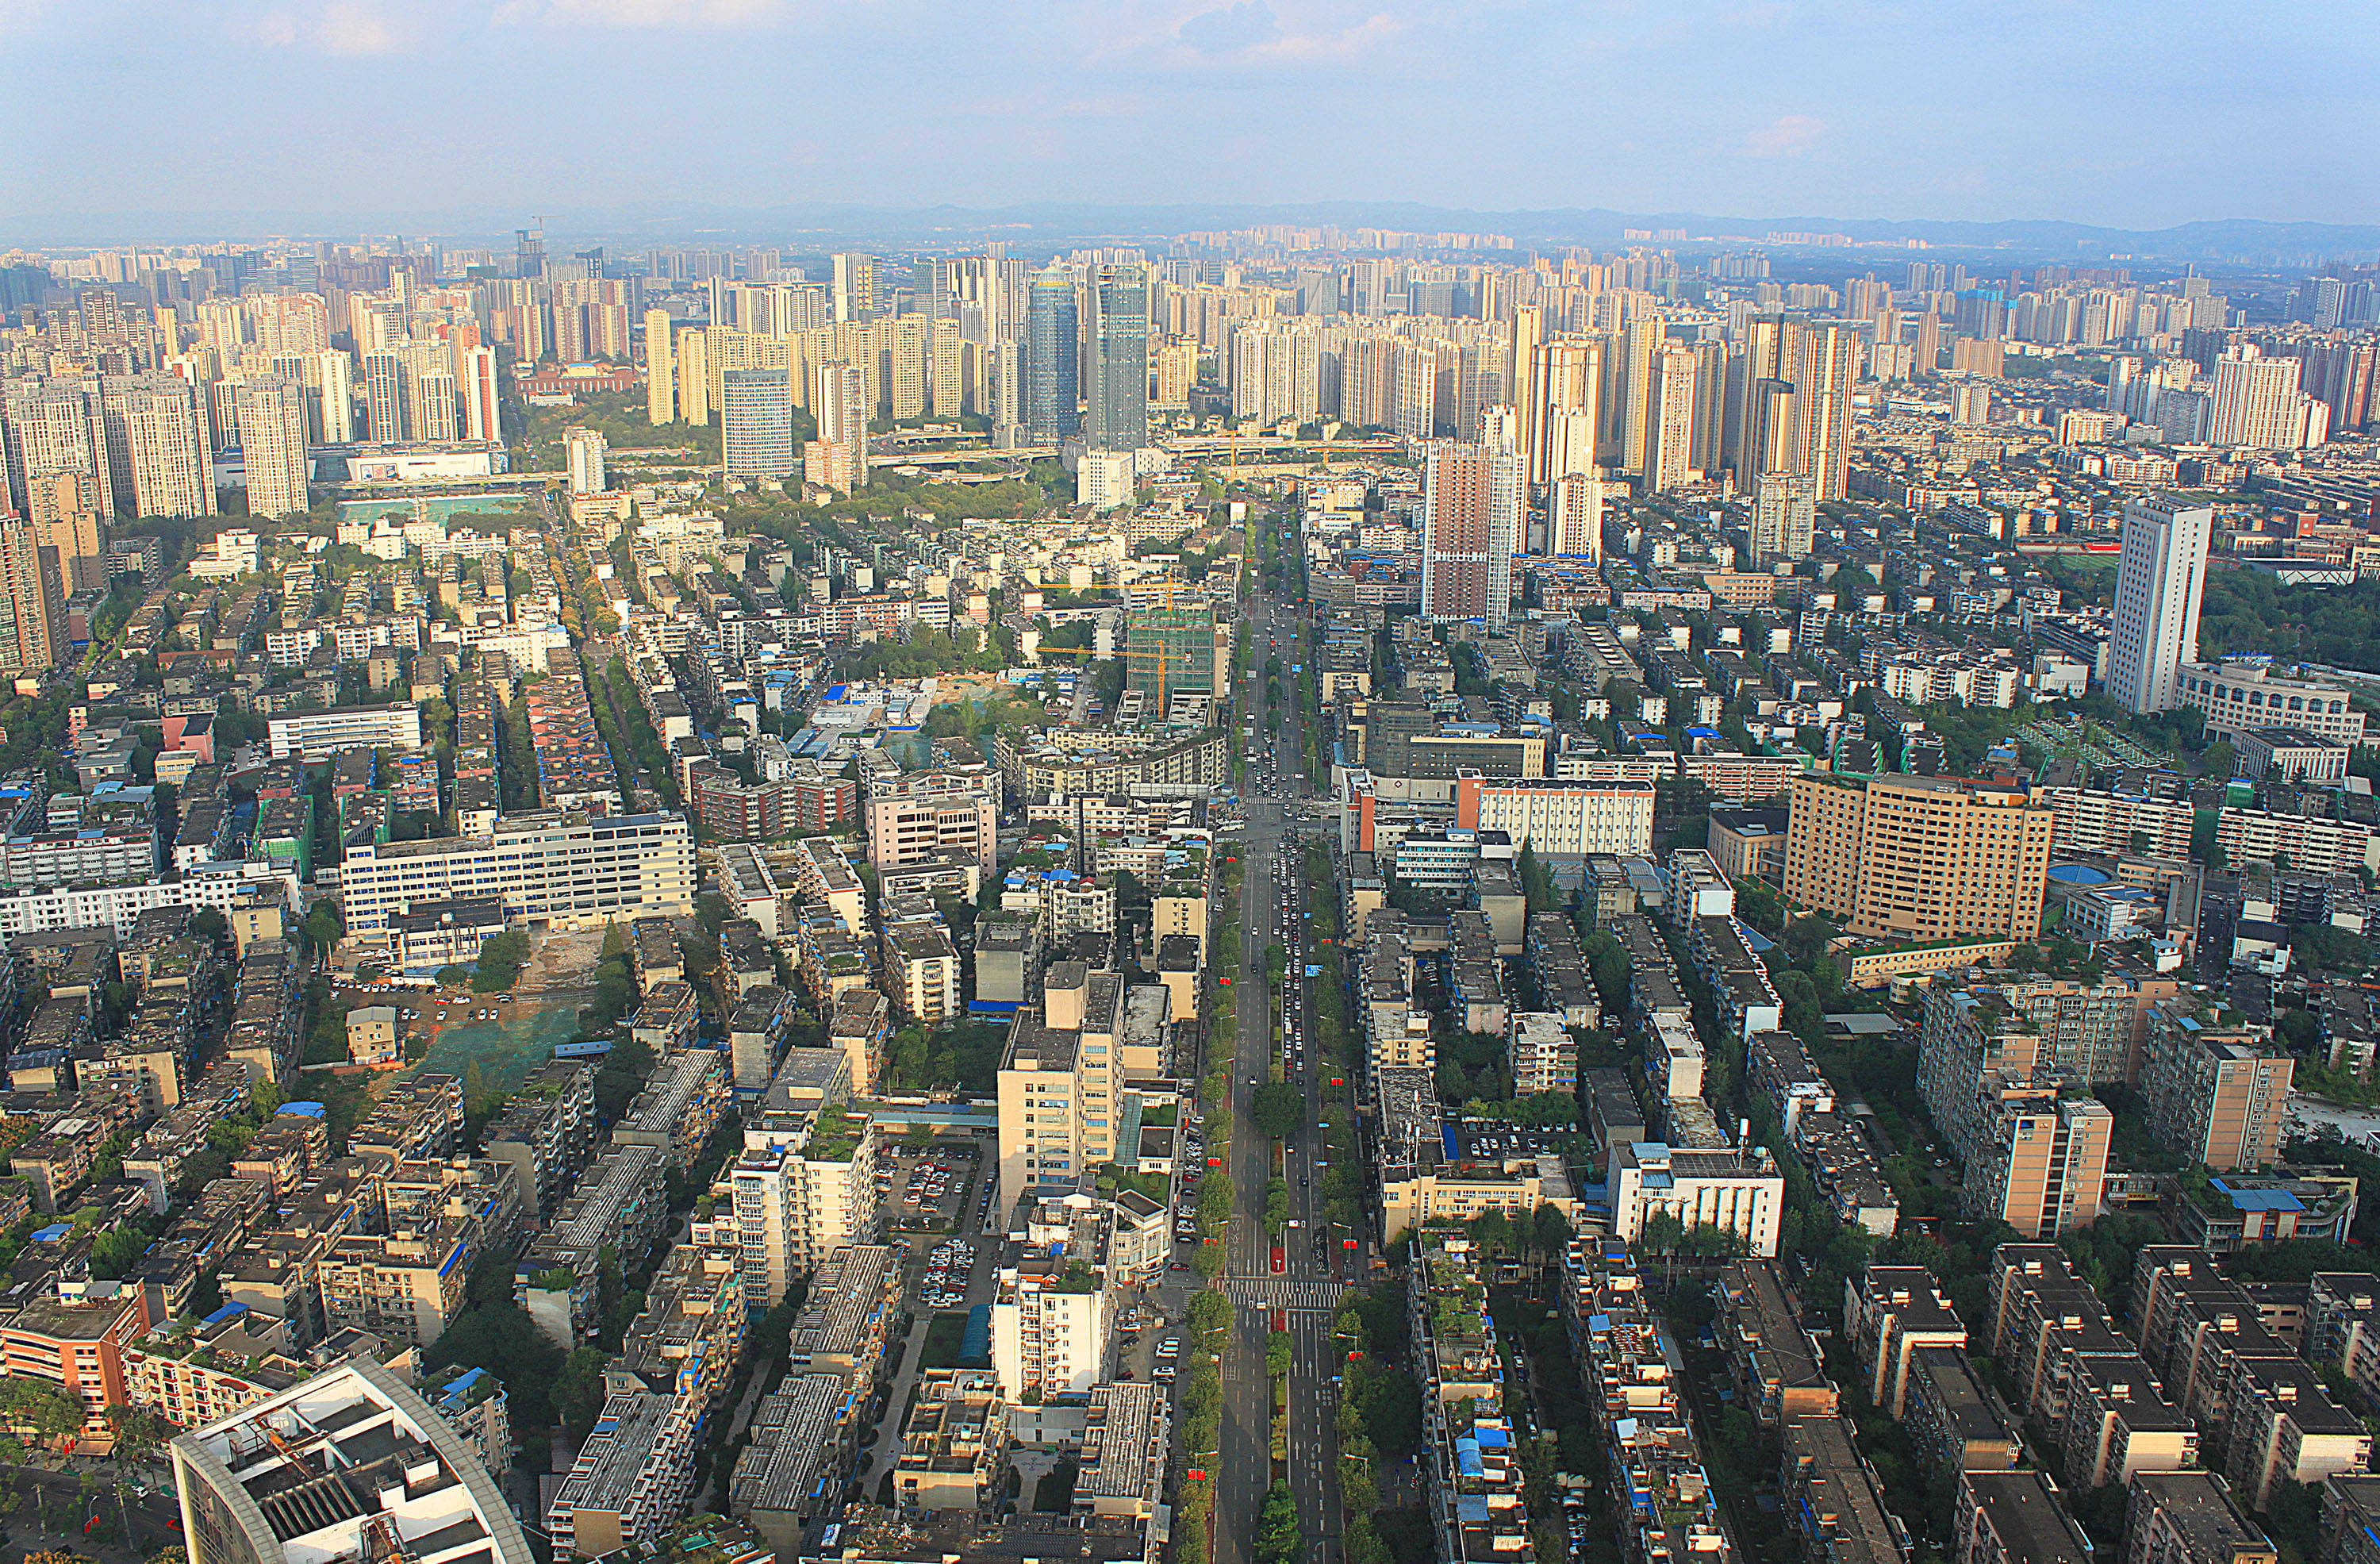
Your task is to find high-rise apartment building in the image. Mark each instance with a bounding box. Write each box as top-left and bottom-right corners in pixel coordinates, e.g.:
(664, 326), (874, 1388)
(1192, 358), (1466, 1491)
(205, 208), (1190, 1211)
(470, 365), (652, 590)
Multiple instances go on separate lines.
(313, 350), (355, 444)
(1088, 263), (1149, 452)
(1549, 469), (1604, 559)
(233, 378), (309, 518)
(1525, 334), (1603, 486)
(2207, 345), (2313, 449)
(1025, 264), (1079, 444)
(720, 365), (795, 479)
(1419, 435), (1522, 627)
(804, 360), (866, 497)
(722, 1109), (882, 1308)
(1782, 773), (2053, 943)
(460, 346), (500, 445)
(362, 352), (405, 443)
(2107, 494), (2213, 714)
(1645, 345), (1700, 492)
(831, 252), (878, 323)
(2136, 1006), (2291, 1173)
(2, 380), (109, 519)
(1917, 986), (2112, 1237)
(996, 965), (1171, 1198)
(118, 375), (214, 521)
(0, 517), (65, 677)
(1749, 472), (1817, 563)
(563, 427), (606, 495)
(644, 307), (674, 424)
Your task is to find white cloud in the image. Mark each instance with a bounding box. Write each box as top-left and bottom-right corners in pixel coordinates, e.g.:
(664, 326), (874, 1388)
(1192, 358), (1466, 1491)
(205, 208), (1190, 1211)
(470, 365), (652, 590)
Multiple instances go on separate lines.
(1254, 9), (1402, 58)
(1742, 113), (1822, 156)
(253, 10), (300, 44)
(319, 0), (401, 52)
(1178, 1), (1282, 52)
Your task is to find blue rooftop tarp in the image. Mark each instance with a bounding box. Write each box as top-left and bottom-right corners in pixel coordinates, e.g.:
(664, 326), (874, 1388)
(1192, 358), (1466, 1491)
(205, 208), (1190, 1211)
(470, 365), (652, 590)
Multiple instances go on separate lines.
(279, 1101), (328, 1118)
(203, 1301), (249, 1324)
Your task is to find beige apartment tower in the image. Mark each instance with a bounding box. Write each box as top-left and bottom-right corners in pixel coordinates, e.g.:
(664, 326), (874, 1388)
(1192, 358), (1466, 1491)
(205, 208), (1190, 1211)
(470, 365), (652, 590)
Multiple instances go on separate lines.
(1783, 773), (2054, 944)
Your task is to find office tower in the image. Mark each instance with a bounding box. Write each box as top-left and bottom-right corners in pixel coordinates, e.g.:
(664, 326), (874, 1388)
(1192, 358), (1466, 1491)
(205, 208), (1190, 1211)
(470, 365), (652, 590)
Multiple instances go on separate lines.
(1024, 264), (1079, 444)
(1526, 335), (1603, 486)
(235, 377), (311, 517)
(1645, 345), (1700, 492)
(564, 427), (607, 494)
(720, 366), (795, 480)
(1781, 772), (2054, 945)
(2, 380), (109, 519)
(644, 307), (674, 424)
(832, 252), (878, 323)
(1419, 432), (1522, 627)
(1549, 468), (1604, 559)
(362, 352), (405, 443)
(1087, 263), (1150, 451)
(1749, 473), (1817, 564)
(676, 329), (709, 425)
(0, 517), (63, 675)
(119, 375), (214, 522)
(804, 360), (866, 496)
(1952, 384), (1991, 426)
(2108, 494), (2213, 715)
(2207, 345), (2307, 448)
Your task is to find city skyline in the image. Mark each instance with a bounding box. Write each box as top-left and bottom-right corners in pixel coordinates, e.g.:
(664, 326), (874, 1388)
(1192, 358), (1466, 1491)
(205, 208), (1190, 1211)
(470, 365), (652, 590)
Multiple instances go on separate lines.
(1, 2), (2373, 234)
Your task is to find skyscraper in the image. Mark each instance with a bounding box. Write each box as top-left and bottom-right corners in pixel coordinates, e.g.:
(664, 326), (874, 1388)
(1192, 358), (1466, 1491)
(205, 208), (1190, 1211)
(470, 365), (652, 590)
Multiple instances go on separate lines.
(235, 377), (310, 517)
(720, 366), (795, 479)
(2207, 345), (2308, 448)
(1526, 336), (1603, 487)
(1086, 263), (1149, 452)
(0, 516), (63, 676)
(2108, 494), (2213, 715)
(1419, 430), (1522, 627)
(2, 380), (108, 519)
(1024, 264), (1079, 444)
(461, 346), (501, 445)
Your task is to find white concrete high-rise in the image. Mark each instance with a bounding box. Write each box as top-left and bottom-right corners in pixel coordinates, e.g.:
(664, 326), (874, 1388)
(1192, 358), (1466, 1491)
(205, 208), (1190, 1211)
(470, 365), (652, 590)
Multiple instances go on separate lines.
(2207, 345), (2308, 449)
(1549, 468), (1604, 559)
(312, 350), (355, 444)
(564, 427), (607, 494)
(2108, 494), (2213, 715)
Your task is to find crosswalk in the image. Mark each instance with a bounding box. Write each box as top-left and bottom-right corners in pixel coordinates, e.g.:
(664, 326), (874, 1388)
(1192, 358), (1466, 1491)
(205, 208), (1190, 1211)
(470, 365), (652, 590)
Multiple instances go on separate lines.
(1226, 1277), (1346, 1310)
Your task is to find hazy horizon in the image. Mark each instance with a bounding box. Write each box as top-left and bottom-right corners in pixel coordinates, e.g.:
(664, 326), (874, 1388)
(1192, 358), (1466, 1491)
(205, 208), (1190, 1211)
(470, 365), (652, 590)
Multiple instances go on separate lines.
(4, 0), (2373, 236)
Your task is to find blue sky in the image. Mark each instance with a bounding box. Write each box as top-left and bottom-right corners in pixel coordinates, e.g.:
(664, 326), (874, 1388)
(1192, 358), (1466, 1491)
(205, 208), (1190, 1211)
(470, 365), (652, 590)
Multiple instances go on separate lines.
(2, 0), (2370, 230)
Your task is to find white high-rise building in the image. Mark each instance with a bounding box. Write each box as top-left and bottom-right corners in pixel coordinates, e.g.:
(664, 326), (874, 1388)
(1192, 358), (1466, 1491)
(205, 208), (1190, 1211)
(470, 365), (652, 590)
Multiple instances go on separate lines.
(564, 427), (607, 494)
(234, 377), (310, 518)
(721, 1109), (881, 1309)
(312, 350), (355, 444)
(1549, 468), (1604, 559)
(2207, 345), (2307, 449)
(2108, 494), (2213, 715)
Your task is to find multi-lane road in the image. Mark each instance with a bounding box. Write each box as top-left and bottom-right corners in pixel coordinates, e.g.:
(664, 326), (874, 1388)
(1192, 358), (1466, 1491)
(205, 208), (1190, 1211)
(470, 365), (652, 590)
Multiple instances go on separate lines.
(1210, 540), (1344, 1564)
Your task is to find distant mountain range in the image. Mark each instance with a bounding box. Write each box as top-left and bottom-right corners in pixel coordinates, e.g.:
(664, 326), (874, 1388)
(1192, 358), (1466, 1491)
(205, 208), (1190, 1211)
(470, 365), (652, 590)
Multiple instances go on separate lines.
(9, 201), (2378, 264)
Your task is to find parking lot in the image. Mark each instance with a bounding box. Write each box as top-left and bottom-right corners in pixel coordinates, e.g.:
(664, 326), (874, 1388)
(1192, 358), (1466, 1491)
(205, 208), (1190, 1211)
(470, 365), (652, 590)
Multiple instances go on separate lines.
(879, 1141), (980, 1232)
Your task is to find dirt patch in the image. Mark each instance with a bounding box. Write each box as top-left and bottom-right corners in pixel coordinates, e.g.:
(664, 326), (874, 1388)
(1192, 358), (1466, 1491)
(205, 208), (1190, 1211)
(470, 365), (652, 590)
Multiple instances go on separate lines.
(927, 672), (1019, 705)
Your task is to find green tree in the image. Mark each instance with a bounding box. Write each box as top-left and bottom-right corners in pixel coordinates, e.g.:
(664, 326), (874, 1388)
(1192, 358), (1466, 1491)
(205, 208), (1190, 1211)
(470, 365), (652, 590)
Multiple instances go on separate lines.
(1266, 1330), (1293, 1378)
(1250, 1081), (1306, 1139)
(552, 1347), (612, 1435)
(1254, 1480), (1302, 1564)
